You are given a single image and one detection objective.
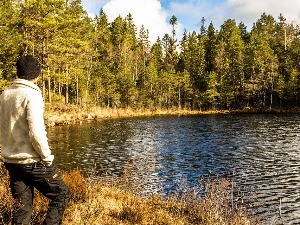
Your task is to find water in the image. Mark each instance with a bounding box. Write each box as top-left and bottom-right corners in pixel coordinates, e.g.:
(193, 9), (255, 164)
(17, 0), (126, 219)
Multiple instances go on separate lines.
(47, 114), (300, 224)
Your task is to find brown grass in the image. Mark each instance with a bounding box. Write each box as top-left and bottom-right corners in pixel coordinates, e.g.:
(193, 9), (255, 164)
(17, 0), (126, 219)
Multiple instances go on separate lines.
(0, 164), (261, 225)
(44, 102), (230, 127)
(0, 165), (15, 224)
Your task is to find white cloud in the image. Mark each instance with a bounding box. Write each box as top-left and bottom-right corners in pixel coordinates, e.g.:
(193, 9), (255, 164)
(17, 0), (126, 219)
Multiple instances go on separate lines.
(81, 0), (300, 43)
(81, 0), (110, 17)
(102, 0), (172, 44)
(228, 0), (300, 28)
(167, 0), (300, 32)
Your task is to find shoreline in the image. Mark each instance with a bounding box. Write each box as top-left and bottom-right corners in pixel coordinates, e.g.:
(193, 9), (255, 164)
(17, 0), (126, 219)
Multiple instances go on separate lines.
(44, 103), (230, 127)
(0, 165), (260, 224)
(44, 103), (300, 127)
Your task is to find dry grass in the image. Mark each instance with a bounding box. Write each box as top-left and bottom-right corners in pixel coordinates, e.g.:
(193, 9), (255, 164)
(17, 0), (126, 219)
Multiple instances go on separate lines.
(0, 165), (15, 224)
(44, 102), (230, 127)
(0, 164), (260, 225)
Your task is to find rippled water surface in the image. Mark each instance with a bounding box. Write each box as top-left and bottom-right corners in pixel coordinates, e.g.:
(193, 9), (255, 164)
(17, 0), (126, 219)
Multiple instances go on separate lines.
(47, 114), (300, 224)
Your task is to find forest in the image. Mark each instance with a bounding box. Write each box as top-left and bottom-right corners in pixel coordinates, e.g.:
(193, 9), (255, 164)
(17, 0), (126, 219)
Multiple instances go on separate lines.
(1, 0), (300, 112)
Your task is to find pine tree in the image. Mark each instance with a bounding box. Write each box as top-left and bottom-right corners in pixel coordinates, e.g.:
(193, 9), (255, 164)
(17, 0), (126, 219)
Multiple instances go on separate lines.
(247, 23), (279, 110)
(179, 31), (206, 109)
(92, 9), (117, 107)
(146, 38), (163, 108)
(214, 19), (245, 109)
(0, 0), (22, 85)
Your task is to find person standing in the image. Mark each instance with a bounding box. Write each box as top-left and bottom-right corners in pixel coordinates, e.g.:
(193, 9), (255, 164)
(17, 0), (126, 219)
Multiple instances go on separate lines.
(0, 55), (69, 225)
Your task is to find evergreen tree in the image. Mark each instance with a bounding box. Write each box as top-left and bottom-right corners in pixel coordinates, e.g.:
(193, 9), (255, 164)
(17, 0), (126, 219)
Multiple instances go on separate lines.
(2, 3), (300, 111)
(136, 25), (153, 107)
(205, 22), (216, 74)
(287, 31), (300, 106)
(179, 31), (206, 109)
(170, 15), (178, 43)
(0, 0), (22, 85)
(146, 38), (163, 108)
(92, 9), (117, 107)
(247, 25), (279, 110)
(214, 19), (245, 109)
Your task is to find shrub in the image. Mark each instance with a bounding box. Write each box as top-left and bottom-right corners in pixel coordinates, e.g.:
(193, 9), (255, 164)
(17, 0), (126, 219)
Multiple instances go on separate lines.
(0, 164), (260, 225)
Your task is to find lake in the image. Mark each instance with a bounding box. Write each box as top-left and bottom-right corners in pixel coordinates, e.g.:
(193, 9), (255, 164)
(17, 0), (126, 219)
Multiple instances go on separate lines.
(47, 114), (300, 225)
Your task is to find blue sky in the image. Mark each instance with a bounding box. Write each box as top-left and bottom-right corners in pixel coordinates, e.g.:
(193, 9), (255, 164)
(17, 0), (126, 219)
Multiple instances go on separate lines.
(81, 0), (300, 44)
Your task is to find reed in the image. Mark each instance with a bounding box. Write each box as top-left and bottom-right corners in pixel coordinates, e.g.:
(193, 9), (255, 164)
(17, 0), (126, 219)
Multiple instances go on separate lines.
(0, 164), (261, 225)
(44, 102), (230, 127)
(0, 165), (14, 224)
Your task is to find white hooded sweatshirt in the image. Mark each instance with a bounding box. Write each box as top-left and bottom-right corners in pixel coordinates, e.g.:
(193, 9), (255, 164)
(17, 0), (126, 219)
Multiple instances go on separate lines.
(0, 79), (54, 165)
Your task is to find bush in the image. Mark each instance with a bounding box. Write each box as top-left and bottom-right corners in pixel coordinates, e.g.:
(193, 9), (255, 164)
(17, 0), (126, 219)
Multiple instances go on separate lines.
(0, 164), (260, 225)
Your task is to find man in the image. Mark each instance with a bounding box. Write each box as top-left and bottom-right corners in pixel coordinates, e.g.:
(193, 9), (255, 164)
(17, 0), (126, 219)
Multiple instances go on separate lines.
(0, 55), (69, 225)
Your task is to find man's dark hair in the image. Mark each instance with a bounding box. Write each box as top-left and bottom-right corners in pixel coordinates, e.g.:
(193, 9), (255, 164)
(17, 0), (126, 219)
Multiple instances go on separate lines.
(16, 55), (41, 80)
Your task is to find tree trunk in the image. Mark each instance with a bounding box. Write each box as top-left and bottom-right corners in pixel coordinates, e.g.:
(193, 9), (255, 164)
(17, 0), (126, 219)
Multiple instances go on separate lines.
(76, 75), (79, 104)
(48, 67), (51, 103)
(65, 64), (69, 104)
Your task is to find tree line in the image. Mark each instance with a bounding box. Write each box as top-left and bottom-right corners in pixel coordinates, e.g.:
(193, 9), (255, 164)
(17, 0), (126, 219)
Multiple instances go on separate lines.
(1, 0), (300, 111)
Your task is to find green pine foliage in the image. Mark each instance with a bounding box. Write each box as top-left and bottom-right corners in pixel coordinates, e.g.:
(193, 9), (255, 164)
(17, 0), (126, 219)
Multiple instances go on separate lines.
(1, 1), (300, 111)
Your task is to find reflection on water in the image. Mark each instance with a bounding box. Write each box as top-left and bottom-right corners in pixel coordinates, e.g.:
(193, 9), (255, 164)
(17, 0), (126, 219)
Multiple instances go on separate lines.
(48, 114), (300, 224)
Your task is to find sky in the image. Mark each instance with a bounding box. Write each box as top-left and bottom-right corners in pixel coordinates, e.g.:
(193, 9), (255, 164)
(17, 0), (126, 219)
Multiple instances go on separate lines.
(81, 0), (300, 44)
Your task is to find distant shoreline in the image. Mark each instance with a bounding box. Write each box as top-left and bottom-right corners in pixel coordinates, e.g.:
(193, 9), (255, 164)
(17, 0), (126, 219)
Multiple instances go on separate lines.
(44, 102), (300, 127)
(44, 103), (227, 127)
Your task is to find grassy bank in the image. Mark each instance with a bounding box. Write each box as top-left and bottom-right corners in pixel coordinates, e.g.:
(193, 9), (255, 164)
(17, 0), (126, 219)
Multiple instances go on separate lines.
(0, 165), (260, 225)
(44, 103), (300, 127)
(44, 103), (231, 127)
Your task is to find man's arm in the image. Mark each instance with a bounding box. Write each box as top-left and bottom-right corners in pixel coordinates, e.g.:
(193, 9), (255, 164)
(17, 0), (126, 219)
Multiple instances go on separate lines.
(27, 92), (54, 165)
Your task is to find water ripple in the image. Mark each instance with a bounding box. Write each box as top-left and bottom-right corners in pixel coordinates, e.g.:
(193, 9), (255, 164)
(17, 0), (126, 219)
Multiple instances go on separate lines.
(48, 114), (300, 224)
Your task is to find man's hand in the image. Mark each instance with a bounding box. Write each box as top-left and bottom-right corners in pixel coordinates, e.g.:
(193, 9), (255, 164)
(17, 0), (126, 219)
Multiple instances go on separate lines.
(42, 154), (54, 167)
